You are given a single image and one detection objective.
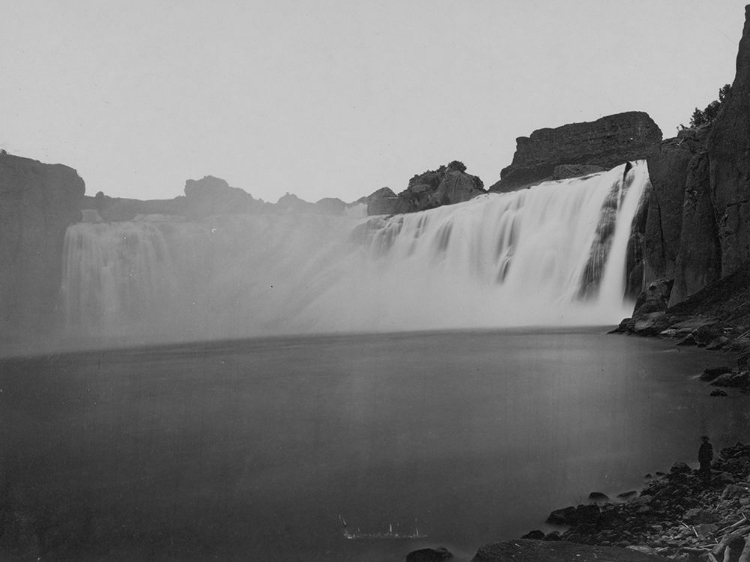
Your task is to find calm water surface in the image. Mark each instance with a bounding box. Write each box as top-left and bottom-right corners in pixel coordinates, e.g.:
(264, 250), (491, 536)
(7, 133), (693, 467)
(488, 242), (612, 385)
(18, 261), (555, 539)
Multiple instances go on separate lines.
(1, 328), (748, 561)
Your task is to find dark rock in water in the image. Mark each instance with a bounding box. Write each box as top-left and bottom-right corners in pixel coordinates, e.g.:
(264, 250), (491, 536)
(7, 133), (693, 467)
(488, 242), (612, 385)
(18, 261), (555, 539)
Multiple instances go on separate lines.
(710, 389), (728, 397)
(631, 312), (672, 336)
(617, 490), (638, 500)
(546, 504), (601, 526)
(588, 492), (610, 503)
(706, 336), (729, 350)
(471, 539), (665, 561)
(520, 530), (545, 540)
(0, 152), (85, 336)
(406, 546), (453, 562)
(543, 531), (561, 541)
(710, 371), (750, 388)
(489, 111), (662, 193)
(700, 366), (732, 381)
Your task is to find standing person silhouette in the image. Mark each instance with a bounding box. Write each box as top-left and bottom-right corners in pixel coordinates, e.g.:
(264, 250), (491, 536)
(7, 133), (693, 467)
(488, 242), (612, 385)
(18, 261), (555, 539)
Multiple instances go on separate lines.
(699, 436), (713, 484)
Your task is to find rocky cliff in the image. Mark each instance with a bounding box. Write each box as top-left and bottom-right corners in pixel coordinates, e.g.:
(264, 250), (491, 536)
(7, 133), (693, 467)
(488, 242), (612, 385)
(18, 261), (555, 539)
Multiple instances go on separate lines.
(707, 5), (750, 278)
(366, 161), (485, 216)
(620, 5), (750, 344)
(490, 112), (662, 193)
(0, 153), (84, 336)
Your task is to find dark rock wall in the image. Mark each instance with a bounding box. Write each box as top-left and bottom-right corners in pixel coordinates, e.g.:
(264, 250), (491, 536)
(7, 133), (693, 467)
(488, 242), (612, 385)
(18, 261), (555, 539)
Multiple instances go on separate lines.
(490, 111), (662, 193)
(638, 6), (749, 307)
(0, 153), (84, 335)
(707, 5), (750, 277)
(670, 151), (721, 304)
(643, 129), (709, 284)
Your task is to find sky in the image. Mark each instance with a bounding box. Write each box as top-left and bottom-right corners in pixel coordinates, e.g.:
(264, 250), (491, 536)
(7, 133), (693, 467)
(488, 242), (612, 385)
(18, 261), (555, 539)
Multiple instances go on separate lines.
(1, 1), (747, 204)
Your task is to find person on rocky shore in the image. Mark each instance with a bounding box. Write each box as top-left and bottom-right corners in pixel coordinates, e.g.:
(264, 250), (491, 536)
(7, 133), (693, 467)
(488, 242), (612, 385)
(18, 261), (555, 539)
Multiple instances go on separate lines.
(699, 435), (713, 484)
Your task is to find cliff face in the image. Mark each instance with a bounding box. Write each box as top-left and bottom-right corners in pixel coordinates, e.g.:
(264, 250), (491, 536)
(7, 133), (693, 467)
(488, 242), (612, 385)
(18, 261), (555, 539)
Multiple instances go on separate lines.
(707, 5), (750, 277)
(643, 127), (722, 304)
(490, 112), (662, 193)
(0, 153), (84, 335)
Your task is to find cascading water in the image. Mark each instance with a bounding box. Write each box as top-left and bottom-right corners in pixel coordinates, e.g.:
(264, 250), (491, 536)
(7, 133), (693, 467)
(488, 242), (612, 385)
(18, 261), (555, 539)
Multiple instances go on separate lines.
(60, 162), (650, 346)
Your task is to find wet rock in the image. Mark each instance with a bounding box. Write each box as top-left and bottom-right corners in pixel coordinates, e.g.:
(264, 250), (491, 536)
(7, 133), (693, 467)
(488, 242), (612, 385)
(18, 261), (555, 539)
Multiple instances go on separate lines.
(706, 336), (729, 350)
(472, 539), (666, 561)
(547, 504), (601, 526)
(700, 366), (732, 381)
(588, 492), (610, 503)
(617, 491), (638, 500)
(406, 546), (453, 562)
(710, 389), (728, 397)
(543, 531), (561, 541)
(520, 529), (545, 540)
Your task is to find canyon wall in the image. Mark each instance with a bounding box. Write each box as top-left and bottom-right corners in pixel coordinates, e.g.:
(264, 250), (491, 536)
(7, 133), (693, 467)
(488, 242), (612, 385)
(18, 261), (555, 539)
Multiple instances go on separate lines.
(0, 153), (84, 336)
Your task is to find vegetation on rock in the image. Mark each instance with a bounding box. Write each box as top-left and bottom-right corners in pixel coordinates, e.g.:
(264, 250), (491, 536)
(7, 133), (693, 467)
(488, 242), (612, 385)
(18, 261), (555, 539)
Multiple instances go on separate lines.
(683, 84), (732, 129)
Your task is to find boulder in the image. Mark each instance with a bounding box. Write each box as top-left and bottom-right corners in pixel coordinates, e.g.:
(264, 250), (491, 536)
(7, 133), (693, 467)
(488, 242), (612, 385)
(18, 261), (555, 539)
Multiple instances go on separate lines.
(700, 366), (732, 382)
(406, 547), (453, 562)
(520, 530), (545, 540)
(588, 492), (610, 503)
(0, 152), (85, 335)
(490, 111), (662, 193)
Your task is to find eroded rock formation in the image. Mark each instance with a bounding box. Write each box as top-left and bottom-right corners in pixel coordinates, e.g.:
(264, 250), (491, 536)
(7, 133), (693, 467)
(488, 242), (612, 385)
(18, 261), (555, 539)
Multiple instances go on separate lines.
(490, 112), (662, 193)
(366, 161), (485, 216)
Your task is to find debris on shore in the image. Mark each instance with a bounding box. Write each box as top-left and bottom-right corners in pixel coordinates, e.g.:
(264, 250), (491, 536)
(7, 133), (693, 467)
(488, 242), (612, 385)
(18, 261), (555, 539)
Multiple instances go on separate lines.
(512, 442), (750, 561)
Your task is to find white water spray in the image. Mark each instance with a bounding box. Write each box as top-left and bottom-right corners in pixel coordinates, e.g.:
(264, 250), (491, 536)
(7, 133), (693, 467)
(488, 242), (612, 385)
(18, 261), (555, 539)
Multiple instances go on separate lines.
(60, 162), (650, 346)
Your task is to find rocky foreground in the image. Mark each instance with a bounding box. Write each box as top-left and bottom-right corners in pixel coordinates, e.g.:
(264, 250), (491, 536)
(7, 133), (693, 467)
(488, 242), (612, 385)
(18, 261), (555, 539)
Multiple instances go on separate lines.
(426, 442), (746, 562)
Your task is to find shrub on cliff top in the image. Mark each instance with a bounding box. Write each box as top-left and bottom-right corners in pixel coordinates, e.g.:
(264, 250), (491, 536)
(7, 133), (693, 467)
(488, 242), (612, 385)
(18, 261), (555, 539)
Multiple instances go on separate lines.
(685, 84), (732, 128)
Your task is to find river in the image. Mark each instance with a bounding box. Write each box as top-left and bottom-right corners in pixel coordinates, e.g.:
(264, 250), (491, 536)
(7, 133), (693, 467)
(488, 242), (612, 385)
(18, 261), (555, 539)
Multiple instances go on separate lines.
(0, 328), (746, 561)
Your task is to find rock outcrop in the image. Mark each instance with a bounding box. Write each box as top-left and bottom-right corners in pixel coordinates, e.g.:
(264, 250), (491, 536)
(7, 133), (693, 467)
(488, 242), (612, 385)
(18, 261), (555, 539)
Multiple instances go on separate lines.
(490, 112), (662, 193)
(0, 153), (84, 335)
(184, 175), (262, 219)
(366, 161), (485, 216)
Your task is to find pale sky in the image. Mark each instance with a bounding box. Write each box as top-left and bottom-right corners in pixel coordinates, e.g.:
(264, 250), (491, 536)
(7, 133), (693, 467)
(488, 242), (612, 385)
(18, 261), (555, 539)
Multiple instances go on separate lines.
(1, 1), (746, 204)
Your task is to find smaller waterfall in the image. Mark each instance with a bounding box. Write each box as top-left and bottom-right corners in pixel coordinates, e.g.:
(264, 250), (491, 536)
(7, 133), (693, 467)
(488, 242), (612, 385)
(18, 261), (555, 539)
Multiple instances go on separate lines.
(59, 162), (650, 345)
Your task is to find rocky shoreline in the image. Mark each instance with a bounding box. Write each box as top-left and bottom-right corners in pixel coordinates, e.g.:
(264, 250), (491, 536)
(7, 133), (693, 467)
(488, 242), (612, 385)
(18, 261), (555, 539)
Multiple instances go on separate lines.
(462, 441), (750, 562)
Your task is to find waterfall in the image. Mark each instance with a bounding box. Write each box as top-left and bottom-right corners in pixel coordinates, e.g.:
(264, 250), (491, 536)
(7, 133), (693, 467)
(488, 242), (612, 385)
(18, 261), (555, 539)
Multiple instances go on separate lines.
(60, 162), (650, 346)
